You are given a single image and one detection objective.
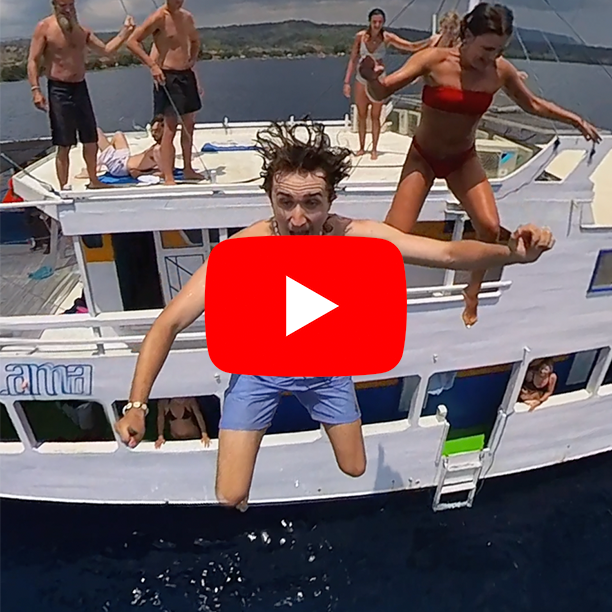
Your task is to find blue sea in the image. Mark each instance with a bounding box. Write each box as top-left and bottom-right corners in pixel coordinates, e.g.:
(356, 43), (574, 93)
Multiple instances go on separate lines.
(2, 453), (611, 611)
(1, 56), (612, 611)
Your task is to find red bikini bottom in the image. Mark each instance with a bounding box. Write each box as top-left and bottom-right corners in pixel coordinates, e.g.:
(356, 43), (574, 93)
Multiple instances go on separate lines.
(412, 138), (477, 179)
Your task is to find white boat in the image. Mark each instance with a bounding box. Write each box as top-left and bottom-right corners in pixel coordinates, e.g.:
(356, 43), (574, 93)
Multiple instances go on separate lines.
(1, 93), (611, 510)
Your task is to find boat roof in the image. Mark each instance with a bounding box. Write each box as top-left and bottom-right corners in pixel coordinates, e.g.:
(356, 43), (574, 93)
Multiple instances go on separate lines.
(6, 110), (612, 228)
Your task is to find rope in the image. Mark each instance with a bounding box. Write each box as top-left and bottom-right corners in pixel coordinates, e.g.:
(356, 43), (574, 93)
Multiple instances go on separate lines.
(118, 0), (211, 180)
(512, 28), (561, 143)
(539, 0), (612, 86)
(0, 152), (61, 197)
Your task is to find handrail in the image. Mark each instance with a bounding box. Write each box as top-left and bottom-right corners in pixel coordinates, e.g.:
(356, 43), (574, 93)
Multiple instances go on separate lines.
(0, 282), (512, 331)
(0, 331), (207, 347)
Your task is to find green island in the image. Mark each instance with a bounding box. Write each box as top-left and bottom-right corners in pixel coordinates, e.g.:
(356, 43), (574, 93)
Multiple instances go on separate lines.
(2, 19), (611, 83)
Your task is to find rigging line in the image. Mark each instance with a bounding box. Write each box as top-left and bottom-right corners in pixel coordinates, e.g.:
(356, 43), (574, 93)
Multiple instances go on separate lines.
(512, 28), (560, 141)
(118, 0), (211, 179)
(539, 0), (612, 86)
(297, 0), (420, 119)
(0, 152), (62, 197)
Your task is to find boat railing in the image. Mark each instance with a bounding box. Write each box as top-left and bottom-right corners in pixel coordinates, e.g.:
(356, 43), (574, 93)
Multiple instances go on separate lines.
(0, 279), (513, 352)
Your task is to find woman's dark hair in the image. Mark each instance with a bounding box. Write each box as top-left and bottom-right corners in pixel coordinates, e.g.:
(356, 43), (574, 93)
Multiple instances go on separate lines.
(366, 8), (386, 38)
(460, 3), (513, 40)
(151, 114), (165, 125)
(255, 122), (352, 197)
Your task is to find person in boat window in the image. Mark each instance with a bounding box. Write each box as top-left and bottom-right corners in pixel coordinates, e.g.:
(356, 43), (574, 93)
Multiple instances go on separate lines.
(520, 358), (557, 411)
(343, 8), (434, 160)
(114, 121), (554, 511)
(359, 2), (599, 328)
(127, 0), (205, 186)
(155, 397), (211, 448)
(27, 0), (135, 190)
(76, 115), (165, 180)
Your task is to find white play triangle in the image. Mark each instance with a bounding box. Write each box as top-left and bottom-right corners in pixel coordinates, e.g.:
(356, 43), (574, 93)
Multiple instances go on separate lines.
(286, 276), (338, 336)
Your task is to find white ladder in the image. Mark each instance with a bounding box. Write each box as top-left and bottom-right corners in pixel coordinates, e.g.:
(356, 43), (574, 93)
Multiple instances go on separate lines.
(432, 451), (484, 512)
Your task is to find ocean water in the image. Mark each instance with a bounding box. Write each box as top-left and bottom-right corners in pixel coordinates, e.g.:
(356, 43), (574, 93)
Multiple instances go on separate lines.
(1, 56), (612, 141)
(1, 56), (612, 611)
(1, 452), (611, 611)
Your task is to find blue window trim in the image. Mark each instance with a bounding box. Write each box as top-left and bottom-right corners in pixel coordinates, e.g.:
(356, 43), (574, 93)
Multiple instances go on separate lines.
(588, 249), (612, 294)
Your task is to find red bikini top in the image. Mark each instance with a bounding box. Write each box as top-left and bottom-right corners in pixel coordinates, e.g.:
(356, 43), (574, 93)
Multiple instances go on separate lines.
(422, 85), (493, 116)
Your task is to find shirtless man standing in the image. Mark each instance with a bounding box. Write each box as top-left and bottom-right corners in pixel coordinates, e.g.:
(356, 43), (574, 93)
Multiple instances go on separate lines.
(27, 0), (135, 189)
(127, 0), (205, 185)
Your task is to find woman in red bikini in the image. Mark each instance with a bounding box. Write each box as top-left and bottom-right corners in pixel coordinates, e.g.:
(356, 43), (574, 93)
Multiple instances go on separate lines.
(359, 3), (600, 327)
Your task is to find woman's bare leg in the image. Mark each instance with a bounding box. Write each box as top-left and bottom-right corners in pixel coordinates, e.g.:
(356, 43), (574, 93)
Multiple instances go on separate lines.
(384, 145), (436, 233)
(370, 101), (384, 160)
(354, 82), (370, 155)
(446, 156), (500, 327)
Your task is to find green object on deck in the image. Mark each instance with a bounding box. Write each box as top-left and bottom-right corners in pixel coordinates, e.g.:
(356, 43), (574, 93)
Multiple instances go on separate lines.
(442, 432), (486, 456)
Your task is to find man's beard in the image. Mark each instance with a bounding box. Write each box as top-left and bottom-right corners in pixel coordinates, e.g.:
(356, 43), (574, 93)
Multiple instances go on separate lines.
(56, 10), (77, 33)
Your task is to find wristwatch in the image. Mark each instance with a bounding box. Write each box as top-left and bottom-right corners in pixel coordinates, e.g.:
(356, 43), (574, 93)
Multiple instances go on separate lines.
(123, 401), (149, 416)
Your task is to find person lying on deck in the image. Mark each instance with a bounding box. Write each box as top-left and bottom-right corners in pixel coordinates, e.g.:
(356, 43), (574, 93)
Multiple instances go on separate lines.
(114, 121), (555, 511)
(76, 115), (165, 180)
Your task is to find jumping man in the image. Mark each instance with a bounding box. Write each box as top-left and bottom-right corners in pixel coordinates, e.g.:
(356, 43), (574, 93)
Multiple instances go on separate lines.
(114, 122), (555, 510)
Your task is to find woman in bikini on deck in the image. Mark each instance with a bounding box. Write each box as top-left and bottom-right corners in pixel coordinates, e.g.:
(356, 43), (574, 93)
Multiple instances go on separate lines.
(359, 2), (600, 326)
(343, 8), (434, 160)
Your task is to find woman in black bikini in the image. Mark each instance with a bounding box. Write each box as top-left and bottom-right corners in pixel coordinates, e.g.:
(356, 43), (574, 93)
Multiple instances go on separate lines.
(155, 396), (210, 448)
(520, 359), (557, 411)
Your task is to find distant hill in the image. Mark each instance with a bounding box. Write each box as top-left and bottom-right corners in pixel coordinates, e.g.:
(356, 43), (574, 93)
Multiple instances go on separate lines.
(2, 19), (610, 82)
(516, 27), (578, 46)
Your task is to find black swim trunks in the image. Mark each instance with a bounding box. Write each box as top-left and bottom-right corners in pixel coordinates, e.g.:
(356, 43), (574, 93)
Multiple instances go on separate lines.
(47, 79), (98, 147)
(153, 68), (202, 118)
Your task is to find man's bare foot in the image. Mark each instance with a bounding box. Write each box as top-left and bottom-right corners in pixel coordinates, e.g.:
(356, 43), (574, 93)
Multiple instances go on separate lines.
(370, 151), (379, 160)
(461, 290), (479, 328)
(182, 169), (207, 181)
(163, 178), (178, 186)
(86, 180), (106, 190)
(354, 149), (366, 157)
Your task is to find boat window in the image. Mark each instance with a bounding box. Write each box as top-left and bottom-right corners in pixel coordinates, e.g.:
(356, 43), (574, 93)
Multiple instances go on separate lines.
(160, 230), (204, 249)
(112, 232), (165, 310)
(0, 403), (19, 442)
(588, 250), (612, 294)
(405, 220), (510, 292)
(112, 396), (221, 446)
(422, 363), (514, 454)
(18, 400), (114, 444)
(227, 228), (245, 238)
(604, 358), (612, 387)
(518, 348), (607, 411)
(266, 377), (411, 435)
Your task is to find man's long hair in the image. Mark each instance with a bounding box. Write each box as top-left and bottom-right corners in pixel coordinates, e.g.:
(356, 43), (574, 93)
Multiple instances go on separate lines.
(255, 122), (352, 198)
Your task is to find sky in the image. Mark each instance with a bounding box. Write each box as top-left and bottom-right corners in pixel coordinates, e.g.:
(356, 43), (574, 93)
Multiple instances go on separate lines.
(0, 0), (610, 46)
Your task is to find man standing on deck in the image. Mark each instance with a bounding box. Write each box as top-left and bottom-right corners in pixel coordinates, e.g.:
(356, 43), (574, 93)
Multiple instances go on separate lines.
(127, 0), (206, 186)
(114, 122), (555, 511)
(27, 0), (135, 190)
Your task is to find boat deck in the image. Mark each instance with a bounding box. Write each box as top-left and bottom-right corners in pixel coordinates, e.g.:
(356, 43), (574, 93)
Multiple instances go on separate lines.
(0, 244), (80, 317)
(11, 113), (612, 225)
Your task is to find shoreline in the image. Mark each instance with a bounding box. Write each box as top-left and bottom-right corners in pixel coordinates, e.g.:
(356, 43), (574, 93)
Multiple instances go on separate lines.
(2, 51), (611, 84)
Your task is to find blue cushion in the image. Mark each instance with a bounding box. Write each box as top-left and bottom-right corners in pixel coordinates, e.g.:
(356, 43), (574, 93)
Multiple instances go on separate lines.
(201, 142), (257, 153)
(98, 169), (184, 185)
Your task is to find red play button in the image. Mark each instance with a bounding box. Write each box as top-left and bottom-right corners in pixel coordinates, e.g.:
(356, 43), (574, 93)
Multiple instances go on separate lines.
(205, 236), (407, 376)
